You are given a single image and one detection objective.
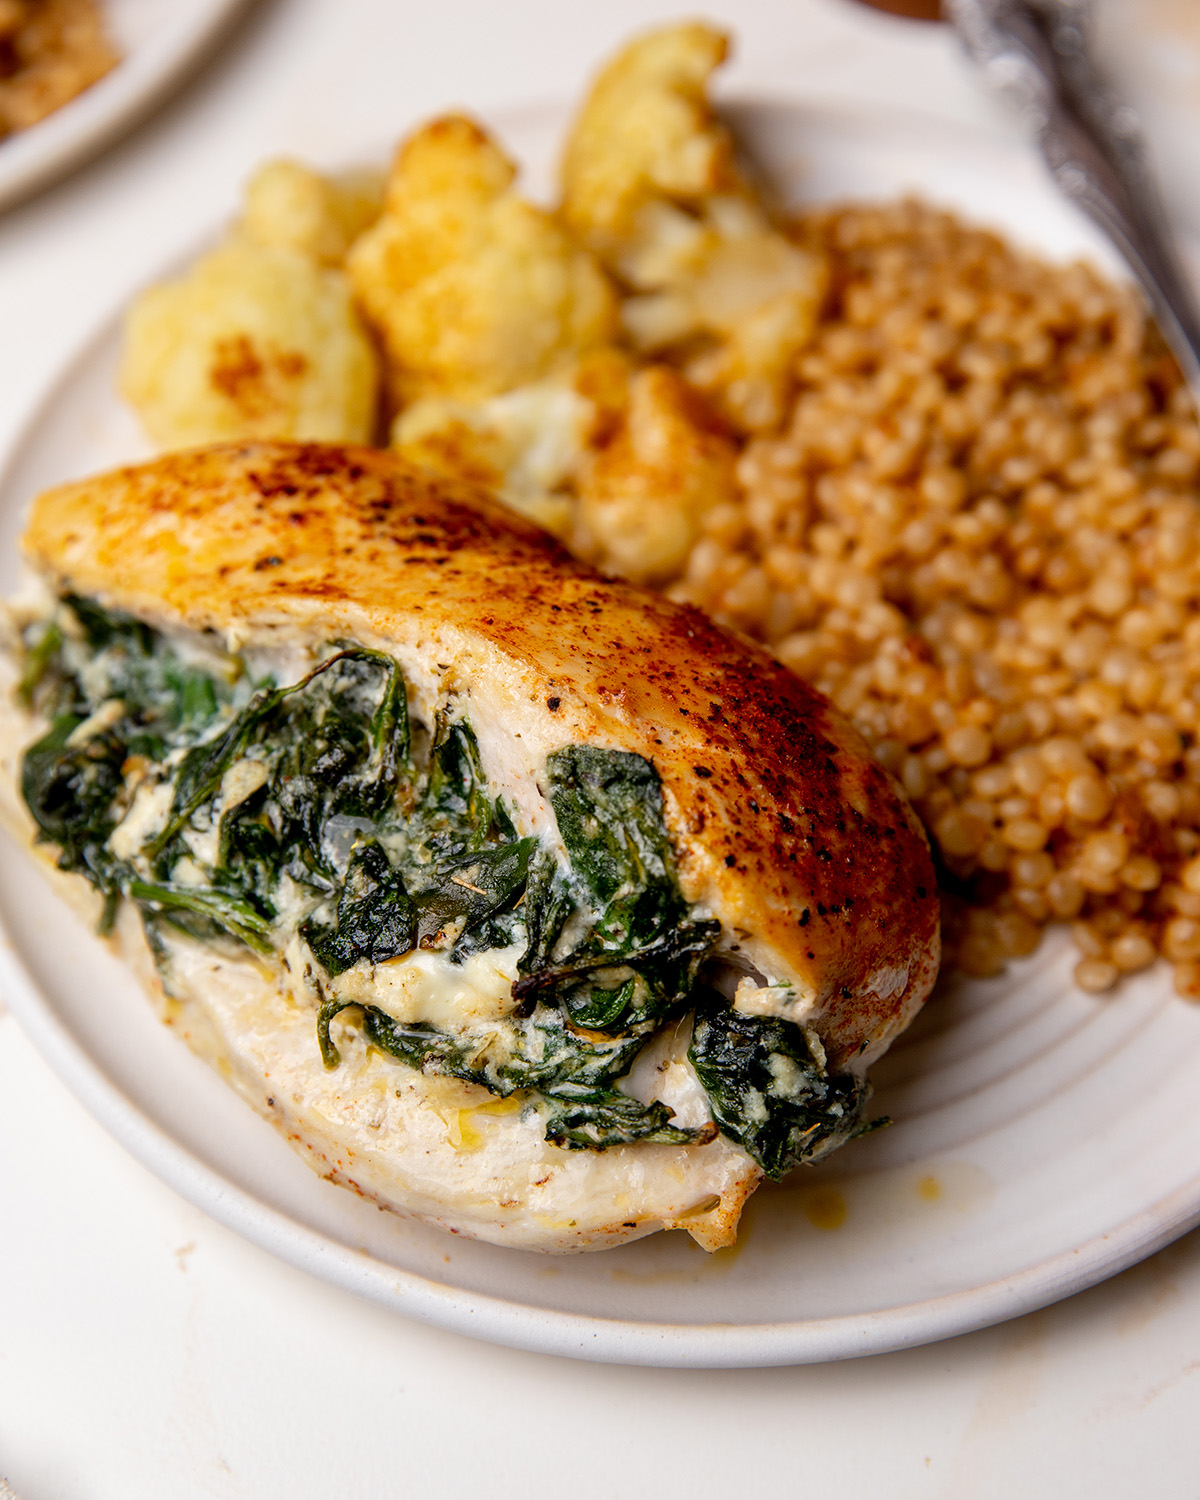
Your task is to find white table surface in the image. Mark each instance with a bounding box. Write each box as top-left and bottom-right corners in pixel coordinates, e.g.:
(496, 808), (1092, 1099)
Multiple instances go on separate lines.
(3, 1), (1200, 1494)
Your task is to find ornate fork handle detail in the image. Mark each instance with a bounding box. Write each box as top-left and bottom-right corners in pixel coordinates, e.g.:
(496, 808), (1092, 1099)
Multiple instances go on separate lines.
(947, 0), (1200, 391)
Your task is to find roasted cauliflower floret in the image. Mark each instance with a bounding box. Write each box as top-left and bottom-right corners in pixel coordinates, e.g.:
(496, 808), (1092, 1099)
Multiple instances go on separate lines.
(561, 21), (739, 261)
(120, 162), (381, 450)
(392, 380), (590, 537)
(391, 350), (629, 537)
(347, 114), (617, 407)
(621, 199), (827, 433)
(393, 354), (736, 584)
(241, 158), (384, 266)
(561, 22), (827, 433)
(578, 364), (737, 585)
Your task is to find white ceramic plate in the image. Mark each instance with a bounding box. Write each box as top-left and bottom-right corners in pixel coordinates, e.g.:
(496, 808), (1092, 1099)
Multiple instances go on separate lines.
(2, 100), (1200, 1368)
(0, 0), (254, 213)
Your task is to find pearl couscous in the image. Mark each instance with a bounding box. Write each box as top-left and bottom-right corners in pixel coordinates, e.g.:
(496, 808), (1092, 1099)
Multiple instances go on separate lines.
(664, 199), (1200, 996)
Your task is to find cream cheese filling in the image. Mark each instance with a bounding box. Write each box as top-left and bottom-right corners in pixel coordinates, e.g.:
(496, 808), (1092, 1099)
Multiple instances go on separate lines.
(329, 941), (526, 1030)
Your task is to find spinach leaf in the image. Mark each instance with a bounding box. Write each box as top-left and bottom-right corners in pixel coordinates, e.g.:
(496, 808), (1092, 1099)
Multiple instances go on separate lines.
(413, 839), (534, 954)
(214, 802), (280, 910)
(17, 619), (63, 706)
(149, 695), (276, 858)
(351, 642), (409, 769)
(514, 917), (720, 1031)
(355, 1000), (703, 1149)
(18, 605), (241, 928)
(689, 1006), (875, 1180)
(21, 713), (125, 901)
(67, 595), (156, 655)
(302, 841), (415, 977)
(128, 879), (275, 955)
(149, 648), (407, 874)
(409, 716), (495, 859)
(495, 1004), (646, 1096)
(66, 597), (230, 746)
(305, 838), (535, 989)
(515, 748), (721, 1035)
(316, 996), (357, 1069)
(501, 1006), (701, 1149)
(542, 1094), (699, 1150)
(354, 1009), (488, 1079)
(163, 664), (221, 734)
(544, 744), (687, 950)
(516, 845), (575, 977)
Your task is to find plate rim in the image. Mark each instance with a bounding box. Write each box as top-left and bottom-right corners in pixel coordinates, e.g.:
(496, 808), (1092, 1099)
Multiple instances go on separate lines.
(1, 94), (1196, 1368)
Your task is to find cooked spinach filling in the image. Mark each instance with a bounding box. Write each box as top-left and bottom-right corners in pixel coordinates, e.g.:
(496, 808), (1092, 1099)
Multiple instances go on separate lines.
(18, 597), (874, 1173)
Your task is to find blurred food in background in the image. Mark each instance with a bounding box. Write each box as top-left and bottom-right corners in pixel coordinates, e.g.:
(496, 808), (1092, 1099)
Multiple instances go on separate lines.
(850, 0), (942, 19)
(0, 0), (119, 140)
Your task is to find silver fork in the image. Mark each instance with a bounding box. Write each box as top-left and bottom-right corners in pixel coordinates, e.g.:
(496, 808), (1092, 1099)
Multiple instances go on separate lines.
(947, 0), (1200, 393)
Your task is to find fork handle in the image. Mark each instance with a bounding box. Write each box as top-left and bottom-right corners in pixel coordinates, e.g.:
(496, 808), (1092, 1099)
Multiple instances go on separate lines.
(947, 0), (1200, 392)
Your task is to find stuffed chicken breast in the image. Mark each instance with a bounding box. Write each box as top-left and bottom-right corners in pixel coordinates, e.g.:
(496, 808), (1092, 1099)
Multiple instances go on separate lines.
(4, 441), (939, 1251)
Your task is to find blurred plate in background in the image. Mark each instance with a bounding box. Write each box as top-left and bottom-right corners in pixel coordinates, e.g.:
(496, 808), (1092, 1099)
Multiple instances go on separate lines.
(0, 0), (254, 213)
